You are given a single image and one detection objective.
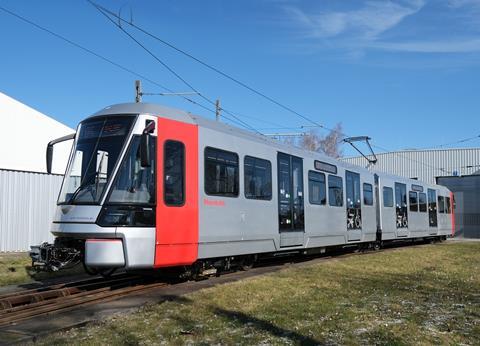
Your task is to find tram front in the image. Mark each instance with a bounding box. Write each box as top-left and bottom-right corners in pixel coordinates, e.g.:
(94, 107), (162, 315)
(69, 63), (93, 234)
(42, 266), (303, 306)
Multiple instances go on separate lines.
(30, 104), (158, 275)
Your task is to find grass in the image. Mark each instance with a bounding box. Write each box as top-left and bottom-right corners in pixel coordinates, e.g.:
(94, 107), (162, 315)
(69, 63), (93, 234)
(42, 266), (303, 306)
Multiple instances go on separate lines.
(36, 241), (480, 345)
(0, 253), (83, 287)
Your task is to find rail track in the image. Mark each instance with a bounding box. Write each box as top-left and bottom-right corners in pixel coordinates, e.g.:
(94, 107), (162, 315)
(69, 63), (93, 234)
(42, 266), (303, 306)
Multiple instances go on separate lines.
(0, 273), (168, 327)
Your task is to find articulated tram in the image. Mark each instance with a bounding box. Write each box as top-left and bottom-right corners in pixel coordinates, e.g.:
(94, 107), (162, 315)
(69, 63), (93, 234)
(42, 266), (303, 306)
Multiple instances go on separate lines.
(31, 102), (454, 276)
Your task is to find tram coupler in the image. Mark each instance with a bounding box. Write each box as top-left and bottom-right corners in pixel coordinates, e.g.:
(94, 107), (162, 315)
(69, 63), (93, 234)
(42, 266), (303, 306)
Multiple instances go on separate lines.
(29, 240), (81, 272)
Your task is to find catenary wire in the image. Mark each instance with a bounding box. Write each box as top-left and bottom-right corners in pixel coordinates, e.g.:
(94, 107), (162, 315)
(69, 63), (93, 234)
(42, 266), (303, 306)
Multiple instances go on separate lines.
(88, 1), (329, 130)
(89, 1), (262, 134)
(0, 5), (253, 131)
(1, 4), (456, 174)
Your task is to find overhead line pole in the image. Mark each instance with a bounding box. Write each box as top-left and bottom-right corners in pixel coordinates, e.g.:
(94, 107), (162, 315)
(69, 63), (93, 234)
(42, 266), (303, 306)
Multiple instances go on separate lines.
(215, 99), (221, 122)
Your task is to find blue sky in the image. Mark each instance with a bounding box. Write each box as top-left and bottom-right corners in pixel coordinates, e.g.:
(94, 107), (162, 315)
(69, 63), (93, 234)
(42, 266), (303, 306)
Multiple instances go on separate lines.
(0, 0), (479, 156)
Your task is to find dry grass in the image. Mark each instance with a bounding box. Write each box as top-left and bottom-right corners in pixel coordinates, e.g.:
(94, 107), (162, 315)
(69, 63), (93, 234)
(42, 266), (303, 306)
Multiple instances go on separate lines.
(37, 241), (480, 345)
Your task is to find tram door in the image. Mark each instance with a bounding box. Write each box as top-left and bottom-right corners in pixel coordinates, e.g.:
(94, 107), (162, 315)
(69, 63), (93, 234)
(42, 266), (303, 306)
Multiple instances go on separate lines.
(428, 188), (438, 233)
(346, 171), (362, 241)
(277, 153), (304, 247)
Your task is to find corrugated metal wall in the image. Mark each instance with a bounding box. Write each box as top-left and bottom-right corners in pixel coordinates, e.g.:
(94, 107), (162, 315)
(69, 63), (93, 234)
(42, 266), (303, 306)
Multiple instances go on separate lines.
(437, 175), (480, 239)
(342, 148), (480, 184)
(0, 169), (63, 252)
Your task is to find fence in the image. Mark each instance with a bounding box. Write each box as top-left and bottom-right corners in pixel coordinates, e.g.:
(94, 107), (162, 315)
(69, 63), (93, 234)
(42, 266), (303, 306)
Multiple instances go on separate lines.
(0, 169), (63, 252)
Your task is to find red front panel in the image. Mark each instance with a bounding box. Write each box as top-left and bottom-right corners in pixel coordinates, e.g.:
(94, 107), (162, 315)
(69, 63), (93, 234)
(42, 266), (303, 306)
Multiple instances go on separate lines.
(154, 117), (198, 267)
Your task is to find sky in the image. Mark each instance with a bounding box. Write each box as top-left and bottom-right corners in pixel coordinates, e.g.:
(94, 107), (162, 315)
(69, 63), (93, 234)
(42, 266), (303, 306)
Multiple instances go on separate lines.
(0, 0), (479, 157)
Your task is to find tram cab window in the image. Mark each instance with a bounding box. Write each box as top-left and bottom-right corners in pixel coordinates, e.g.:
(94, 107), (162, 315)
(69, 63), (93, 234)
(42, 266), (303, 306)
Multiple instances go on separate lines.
(446, 196), (452, 214)
(244, 156), (272, 200)
(409, 191), (418, 212)
(328, 175), (343, 207)
(205, 147), (239, 197)
(309, 171), (326, 205)
(108, 136), (156, 205)
(438, 196), (445, 213)
(383, 187), (394, 207)
(363, 183), (373, 206)
(419, 193), (427, 212)
(164, 141), (185, 206)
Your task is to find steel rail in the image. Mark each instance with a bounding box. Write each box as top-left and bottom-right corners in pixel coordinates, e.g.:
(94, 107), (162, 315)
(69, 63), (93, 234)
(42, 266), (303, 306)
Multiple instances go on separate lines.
(0, 279), (167, 327)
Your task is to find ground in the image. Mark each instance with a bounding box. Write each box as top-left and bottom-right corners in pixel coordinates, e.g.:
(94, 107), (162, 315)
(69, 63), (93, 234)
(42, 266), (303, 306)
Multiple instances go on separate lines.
(27, 241), (479, 345)
(0, 253), (83, 287)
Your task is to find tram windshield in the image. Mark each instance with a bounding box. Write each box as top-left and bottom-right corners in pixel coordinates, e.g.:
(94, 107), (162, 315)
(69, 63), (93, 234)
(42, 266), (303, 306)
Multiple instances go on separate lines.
(58, 115), (135, 205)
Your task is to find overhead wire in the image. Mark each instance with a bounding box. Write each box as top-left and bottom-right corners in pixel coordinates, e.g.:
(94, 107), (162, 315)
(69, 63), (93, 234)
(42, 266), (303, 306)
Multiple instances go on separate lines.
(0, 6), (216, 120)
(89, 0), (262, 134)
(87, 1), (329, 130)
(424, 134), (480, 149)
(1, 3), (458, 175)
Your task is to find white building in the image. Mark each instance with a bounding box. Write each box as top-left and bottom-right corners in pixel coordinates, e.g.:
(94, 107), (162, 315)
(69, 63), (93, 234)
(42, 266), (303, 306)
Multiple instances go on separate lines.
(0, 92), (74, 251)
(0, 92), (74, 174)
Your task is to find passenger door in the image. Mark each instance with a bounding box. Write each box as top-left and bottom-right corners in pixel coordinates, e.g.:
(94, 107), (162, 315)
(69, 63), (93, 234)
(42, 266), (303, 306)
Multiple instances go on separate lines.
(428, 188), (438, 235)
(395, 183), (409, 237)
(277, 152), (304, 247)
(345, 171), (362, 241)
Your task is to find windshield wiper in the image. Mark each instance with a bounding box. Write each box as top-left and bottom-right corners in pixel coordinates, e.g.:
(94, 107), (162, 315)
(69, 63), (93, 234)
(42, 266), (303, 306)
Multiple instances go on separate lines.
(66, 172), (97, 204)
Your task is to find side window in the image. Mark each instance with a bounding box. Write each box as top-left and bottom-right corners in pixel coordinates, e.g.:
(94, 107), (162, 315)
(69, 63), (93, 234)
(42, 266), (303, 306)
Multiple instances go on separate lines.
(383, 187), (394, 207)
(164, 140), (185, 206)
(363, 183), (373, 206)
(328, 175), (343, 207)
(205, 147), (239, 197)
(108, 136), (156, 205)
(419, 193), (427, 212)
(409, 191), (418, 212)
(244, 156), (272, 200)
(438, 196), (445, 213)
(308, 171), (326, 205)
(446, 196), (451, 214)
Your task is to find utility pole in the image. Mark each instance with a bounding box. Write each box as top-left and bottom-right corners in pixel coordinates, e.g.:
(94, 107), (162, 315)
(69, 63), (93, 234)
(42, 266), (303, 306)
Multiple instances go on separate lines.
(215, 99), (221, 122)
(135, 80), (142, 103)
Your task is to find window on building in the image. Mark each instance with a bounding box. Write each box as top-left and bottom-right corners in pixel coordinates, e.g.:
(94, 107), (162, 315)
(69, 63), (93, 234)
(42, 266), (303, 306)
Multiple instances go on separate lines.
(383, 187), (394, 207)
(446, 196), (451, 214)
(409, 191), (418, 212)
(419, 192), (427, 212)
(363, 183), (373, 206)
(328, 175), (343, 207)
(244, 156), (272, 200)
(164, 140), (185, 206)
(438, 196), (445, 213)
(205, 147), (239, 197)
(308, 171), (326, 205)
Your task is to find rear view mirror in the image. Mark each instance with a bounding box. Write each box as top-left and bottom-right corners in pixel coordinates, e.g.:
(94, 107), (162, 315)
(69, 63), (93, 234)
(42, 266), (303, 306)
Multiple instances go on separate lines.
(46, 133), (75, 174)
(140, 120), (155, 167)
(140, 132), (151, 167)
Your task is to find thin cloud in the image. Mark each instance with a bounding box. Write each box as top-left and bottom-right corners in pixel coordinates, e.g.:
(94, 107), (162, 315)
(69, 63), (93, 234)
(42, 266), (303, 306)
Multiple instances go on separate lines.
(371, 39), (480, 53)
(283, 0), (480, 56)
(285, 0), (425, 41)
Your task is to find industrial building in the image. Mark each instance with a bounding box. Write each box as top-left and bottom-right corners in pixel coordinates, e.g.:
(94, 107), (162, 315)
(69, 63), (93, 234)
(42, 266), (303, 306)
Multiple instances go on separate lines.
(0, 92), (73, 251)
(343, 148), (480, 239)
(342, 148), (480, 184)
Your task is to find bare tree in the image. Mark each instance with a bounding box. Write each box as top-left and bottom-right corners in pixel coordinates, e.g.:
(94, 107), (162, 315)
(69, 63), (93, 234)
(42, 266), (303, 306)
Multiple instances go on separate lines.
(298, 123), (344, 158)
